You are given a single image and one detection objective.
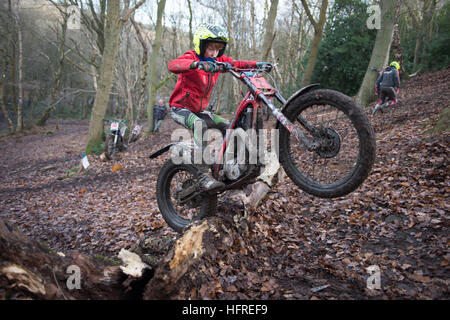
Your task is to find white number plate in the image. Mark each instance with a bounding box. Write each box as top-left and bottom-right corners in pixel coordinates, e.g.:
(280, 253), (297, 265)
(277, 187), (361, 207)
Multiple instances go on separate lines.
(132, 125), (141, 134)
(110, 122), (119, 130)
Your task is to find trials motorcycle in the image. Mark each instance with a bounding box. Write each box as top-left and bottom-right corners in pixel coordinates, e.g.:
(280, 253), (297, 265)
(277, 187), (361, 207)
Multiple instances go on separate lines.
(150, 62), (376, 232)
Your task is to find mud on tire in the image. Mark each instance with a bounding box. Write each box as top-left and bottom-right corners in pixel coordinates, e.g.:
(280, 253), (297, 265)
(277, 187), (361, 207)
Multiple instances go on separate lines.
(156, 159), (217, 233)
(279, 89), (376, 198)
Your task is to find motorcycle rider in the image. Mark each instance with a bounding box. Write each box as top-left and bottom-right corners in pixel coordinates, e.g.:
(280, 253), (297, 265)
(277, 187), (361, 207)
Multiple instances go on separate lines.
(168, 24), (272, 192)
(373, 61), (401, 115)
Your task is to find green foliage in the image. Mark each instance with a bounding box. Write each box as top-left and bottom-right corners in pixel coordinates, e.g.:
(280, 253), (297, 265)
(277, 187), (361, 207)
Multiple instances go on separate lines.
(421, 3), (450, 71)
(401, 2), (450, 73)
(85, 140), (104, 155)
(311, 0), (377, 96)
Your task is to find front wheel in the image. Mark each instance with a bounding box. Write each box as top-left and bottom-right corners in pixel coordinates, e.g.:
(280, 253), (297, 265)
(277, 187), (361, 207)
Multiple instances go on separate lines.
(156, 160), (217, 233)
(104, 134), (117, 160)
(279, 89), (376, 198)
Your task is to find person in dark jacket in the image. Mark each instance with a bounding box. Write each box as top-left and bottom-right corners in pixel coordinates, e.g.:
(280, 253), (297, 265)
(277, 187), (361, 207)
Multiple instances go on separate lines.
(373, 61), (401, 115)
(168, 24), (272, 192)
(153, 99), (167, 132)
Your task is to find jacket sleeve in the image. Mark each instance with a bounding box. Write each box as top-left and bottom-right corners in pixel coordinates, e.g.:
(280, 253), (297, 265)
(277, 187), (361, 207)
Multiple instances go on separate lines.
(394, 69), (400, 88)
(220, 55), (258, 69)
(168, 51), (196, 74)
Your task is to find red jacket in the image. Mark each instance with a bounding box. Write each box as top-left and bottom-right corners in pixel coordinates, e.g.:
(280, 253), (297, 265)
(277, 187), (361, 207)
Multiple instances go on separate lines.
(168, 50), (258, 113)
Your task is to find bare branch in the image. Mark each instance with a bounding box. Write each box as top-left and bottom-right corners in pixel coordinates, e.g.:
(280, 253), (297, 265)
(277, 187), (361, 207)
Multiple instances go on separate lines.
(300, 0), (318, 30)
(122, 0), (147, 23)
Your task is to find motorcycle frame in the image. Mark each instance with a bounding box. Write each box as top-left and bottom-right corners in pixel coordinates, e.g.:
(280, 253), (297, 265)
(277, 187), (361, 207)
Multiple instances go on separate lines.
(108, 120), (126, 147)
(211, 65), (319, 179)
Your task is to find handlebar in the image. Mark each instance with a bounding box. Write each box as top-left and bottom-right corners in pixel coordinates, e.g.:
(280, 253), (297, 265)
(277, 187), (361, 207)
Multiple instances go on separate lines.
(104, 119), (127, 123)
(214, 61), (274, 77)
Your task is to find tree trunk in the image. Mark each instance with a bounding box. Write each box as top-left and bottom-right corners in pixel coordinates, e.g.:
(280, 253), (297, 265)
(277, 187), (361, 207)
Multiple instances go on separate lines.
(11, 1), (24, 133)
(384, 28), (394, 67)
(412, 0), (438, 68)
(261, 0), (279, 61)
(356, 0), (396, 108)
(37, 10), (68, 127)
(146, 0), (166, 134)
(392, 22), (408, 78)
(300, 0), (328, 87)
(0, 51), (14, 134)
(187, 0), (193, 49)
(131, 17), (149, 120)
(420, 0), (438, 64)
(250, 0), (257, 58)
(282, 0), (296, 88)
(85, 0), (122, 154)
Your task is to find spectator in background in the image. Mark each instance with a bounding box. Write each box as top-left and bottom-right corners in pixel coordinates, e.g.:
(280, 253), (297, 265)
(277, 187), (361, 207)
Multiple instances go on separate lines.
(153, 98), (167, 132)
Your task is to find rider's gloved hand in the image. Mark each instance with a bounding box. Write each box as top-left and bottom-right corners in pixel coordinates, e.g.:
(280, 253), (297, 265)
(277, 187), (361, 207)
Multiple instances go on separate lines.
(191, 61), (220, 73)
(256, 62), (273, 72)
(218, 62), (231, 72)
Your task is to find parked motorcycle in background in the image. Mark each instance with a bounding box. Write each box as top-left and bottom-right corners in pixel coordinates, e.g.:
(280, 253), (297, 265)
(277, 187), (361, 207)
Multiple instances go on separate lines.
(104, 120), (144, 159)
(104, 119), (128, 160)
(128, 123), (143, 143)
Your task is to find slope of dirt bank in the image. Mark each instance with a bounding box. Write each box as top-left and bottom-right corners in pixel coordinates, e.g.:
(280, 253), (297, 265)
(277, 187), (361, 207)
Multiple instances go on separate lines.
(0, 68), (448, 299)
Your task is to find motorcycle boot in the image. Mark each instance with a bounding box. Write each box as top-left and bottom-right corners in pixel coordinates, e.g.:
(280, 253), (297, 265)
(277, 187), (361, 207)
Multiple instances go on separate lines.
(197, 165), (225, 192)
(372, 103), (385, 115)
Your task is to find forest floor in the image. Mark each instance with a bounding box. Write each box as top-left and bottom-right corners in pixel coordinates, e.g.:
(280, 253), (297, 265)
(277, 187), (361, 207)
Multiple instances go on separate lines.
(0, 68), (448, 299)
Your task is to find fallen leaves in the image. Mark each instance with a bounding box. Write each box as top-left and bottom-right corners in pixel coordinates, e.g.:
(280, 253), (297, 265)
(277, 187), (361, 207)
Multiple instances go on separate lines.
(111, 164), (124, 173)
(0, 69), (449, 300)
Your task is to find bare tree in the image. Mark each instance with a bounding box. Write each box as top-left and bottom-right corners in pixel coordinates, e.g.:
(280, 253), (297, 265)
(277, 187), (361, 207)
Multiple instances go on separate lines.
(146, 0), (167, 133)
(0, 1), (15, 134)
(300, 0), (328, 87)
(85, 0), (146, 154)
(36, 0), (70, 127)
(0, 50), (15, 134)
(261, 0), (279, 61)
(9, 0), (24, 133)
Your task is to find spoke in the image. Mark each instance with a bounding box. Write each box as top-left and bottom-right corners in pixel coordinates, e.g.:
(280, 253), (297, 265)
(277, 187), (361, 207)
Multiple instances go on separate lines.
(289, 103), (359, 186)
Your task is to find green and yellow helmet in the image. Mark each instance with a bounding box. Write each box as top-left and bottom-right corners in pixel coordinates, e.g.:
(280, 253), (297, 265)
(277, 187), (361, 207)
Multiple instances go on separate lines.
(390, 61), (400, 70)
(193, 24), (229, 58)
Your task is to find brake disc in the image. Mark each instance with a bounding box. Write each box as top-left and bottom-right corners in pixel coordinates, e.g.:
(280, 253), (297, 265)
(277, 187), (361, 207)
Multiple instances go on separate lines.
(315, 127), (341, 158)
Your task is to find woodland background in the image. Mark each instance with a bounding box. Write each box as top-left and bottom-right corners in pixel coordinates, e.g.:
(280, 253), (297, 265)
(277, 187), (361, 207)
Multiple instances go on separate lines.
(0, 0), (448, 149)
(0, 0), (448, 301)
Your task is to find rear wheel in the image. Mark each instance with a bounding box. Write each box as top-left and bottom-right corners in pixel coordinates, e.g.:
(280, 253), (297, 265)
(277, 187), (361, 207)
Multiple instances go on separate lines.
(156, 159), (217, 233)
(279, 89), (376, 198)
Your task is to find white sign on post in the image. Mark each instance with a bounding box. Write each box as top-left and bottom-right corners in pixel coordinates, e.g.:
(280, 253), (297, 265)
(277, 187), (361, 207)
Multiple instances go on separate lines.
(81, 154), (90, 169)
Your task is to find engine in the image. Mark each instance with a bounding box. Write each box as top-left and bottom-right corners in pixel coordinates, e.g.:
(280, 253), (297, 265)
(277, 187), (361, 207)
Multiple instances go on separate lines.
(221, 106), (261, 181)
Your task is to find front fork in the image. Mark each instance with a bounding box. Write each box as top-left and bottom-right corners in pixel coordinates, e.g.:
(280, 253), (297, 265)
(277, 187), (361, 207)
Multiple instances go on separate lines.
(260, 92), (319, 151)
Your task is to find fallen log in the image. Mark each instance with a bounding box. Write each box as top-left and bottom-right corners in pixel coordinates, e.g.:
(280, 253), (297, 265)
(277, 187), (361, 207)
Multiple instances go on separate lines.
(0, 219), (124, 299)
(1, 158), (279, 300)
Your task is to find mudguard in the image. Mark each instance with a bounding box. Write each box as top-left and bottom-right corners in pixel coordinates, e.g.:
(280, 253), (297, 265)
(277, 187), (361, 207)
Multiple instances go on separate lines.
(149, 143), (175, 159)
(275, 83), (319, 129)
(149, 142), (195, 159)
